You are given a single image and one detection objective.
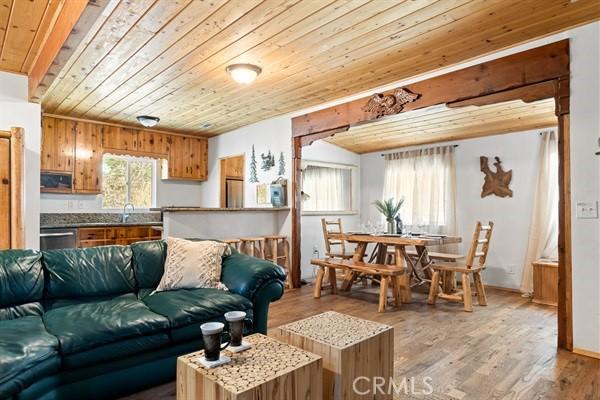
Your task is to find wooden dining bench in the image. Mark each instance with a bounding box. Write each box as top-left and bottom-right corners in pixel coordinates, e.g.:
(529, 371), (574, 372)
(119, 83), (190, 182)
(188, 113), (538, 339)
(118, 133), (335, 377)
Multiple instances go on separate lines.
(311, 258), (408, 313)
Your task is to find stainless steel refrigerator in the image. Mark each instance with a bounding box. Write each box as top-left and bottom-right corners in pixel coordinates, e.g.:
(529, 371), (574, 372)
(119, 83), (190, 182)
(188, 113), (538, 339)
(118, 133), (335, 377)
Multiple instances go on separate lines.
(225, 179), (244, 208)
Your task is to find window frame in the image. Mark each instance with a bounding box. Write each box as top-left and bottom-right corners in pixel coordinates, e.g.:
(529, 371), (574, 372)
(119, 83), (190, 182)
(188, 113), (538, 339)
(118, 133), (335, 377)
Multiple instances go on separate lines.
(300, 159), (358, 216)
(101, 154), (157, 210)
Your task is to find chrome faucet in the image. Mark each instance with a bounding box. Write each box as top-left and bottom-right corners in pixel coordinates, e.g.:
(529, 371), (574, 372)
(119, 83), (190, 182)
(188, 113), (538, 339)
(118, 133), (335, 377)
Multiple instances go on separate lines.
(122, 203), (134, 223)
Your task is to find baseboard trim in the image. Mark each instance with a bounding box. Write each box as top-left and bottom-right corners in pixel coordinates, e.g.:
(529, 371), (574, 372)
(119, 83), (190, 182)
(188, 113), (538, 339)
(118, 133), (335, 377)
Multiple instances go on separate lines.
(573, 347), (600, 359)
(484, 284), (521, 294)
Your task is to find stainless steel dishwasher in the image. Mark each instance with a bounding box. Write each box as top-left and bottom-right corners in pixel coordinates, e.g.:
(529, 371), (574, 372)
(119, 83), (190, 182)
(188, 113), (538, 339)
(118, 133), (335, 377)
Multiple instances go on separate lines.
(40, 228), (78, 250)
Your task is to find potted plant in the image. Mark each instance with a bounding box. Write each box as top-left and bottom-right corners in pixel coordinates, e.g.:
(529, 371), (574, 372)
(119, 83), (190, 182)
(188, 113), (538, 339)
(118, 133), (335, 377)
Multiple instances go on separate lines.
(373, 198), (405, 234)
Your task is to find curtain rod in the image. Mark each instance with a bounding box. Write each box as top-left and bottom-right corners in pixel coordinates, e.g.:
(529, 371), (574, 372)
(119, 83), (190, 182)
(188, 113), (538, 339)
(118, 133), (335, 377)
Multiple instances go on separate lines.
(380, 144), (458, 156)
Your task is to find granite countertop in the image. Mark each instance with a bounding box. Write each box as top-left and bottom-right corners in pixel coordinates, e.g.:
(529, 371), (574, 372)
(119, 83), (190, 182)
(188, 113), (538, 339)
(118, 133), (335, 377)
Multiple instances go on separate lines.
(153, 207), (290, 212)
(40, 212), (163, 229)
(41, 221), (164, 229)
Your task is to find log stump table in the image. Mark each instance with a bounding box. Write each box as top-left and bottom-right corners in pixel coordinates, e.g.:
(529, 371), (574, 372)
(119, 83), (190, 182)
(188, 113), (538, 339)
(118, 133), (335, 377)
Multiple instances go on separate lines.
(274, 311), (394, 400)
(177, 333), (322, 400)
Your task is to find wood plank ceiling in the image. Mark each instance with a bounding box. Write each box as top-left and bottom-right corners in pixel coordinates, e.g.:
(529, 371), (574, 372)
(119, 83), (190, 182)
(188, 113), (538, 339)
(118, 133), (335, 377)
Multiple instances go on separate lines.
(41, 0), (599, 136)
(326, 98), (557, 154)
(0, 0), (67, 74)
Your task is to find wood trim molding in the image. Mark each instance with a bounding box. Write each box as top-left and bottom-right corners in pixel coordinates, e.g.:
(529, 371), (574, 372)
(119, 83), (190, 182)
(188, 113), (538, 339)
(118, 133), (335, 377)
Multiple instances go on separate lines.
(573, 348), (600, 360)
(9, 127), (24, 249)
(291, 40), (569, 136)
(28, 0), (88, 99)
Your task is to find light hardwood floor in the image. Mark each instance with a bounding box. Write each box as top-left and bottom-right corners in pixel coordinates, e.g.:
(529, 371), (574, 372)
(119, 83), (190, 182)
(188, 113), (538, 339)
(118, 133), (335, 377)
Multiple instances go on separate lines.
(121, 285), (599, 400)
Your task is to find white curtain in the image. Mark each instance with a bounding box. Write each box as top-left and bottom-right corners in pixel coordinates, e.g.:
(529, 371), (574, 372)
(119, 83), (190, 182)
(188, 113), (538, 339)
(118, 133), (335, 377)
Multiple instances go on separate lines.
(382, 146), (457, 238)
(302, 165), (346, 211)
(520, 131), (559, 294)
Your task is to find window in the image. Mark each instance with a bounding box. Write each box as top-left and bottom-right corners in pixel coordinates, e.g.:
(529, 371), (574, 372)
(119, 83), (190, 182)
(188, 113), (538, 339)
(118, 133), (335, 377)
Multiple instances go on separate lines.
(302, 161), (355, 213)
(102, 155), (155, 209)
(382, 146), (456, 231)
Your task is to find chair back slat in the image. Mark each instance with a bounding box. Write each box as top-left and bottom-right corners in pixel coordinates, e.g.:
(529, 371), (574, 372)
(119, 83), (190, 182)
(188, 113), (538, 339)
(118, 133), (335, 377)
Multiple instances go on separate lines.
(465, 221), (494, 269)
(321, 218), (346, 256)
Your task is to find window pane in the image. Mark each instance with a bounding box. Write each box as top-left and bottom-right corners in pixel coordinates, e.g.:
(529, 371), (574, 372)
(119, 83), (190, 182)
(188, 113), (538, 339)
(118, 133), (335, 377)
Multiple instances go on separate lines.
(302, 165), (352, 212)
(102, 157), (128, 208)
(129, 160), (153, 208)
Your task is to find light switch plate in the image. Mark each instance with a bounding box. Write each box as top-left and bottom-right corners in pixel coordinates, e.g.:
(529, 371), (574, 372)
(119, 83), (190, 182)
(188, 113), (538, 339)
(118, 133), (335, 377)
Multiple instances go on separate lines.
(576, 201), (598, 219)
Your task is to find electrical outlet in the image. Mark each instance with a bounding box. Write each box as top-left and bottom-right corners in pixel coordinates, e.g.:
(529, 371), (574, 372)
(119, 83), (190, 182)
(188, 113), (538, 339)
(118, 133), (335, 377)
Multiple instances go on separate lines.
(77, 200), (85, 210)
(576, 201), (598, 219)
(67, 200), (74, 210)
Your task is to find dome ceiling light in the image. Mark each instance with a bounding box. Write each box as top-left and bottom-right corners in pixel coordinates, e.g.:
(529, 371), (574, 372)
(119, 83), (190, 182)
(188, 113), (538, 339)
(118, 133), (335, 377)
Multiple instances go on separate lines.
(136, 115), (160, 128)
(226, 63), (262, 85)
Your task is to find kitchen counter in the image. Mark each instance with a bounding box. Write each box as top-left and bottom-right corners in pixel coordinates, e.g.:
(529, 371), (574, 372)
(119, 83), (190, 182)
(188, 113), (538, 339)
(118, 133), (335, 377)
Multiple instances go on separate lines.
(153, 207), (290, 212)
(41, 221), (163, 229)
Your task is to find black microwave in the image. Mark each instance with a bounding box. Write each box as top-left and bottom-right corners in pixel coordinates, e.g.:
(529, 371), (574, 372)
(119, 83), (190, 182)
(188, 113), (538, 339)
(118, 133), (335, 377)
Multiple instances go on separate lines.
(41, 172), (73, 193)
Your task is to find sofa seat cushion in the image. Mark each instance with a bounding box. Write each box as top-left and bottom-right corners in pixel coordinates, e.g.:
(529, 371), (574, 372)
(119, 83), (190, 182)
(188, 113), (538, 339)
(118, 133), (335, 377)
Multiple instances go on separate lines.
(142, 288), (253, 343)
(62, 333), (170, 370)
(0, 316), (59, 398)
(43, 293), (170, 355)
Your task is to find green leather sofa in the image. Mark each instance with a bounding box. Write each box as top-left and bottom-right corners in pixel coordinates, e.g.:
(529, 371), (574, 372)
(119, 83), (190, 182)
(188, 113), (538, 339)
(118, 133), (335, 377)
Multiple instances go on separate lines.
(0, 240), (286, 400)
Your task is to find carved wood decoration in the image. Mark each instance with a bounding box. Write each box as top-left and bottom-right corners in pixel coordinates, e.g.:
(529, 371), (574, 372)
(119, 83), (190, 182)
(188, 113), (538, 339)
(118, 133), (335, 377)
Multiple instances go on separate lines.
(480, 156), (513, 198)
(362, 88), (420, 118)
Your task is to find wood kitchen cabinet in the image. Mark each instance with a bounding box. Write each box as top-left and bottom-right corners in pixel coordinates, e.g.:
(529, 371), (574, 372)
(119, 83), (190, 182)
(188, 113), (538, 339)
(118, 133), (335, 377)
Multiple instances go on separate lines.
(103, 126), (138, 153)
(103, 126), (170, 157)
(73, 121), (103, 193)
(162, 136), (207, 180)
(138, 130), (170, 156)
(41, 117), (75, 172)
(42, 116), (208, 192)
(78, 225), (162, 247)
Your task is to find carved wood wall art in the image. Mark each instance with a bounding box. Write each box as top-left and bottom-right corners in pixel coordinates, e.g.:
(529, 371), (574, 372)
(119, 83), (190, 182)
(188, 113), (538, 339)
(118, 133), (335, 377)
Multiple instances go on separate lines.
(480, 156), (513, 198)
(362, 88), (420, 118)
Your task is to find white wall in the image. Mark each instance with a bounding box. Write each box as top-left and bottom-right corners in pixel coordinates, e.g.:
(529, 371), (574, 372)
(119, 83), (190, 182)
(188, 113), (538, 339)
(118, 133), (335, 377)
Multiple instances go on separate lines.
(301, 140), (361, 279)
(569, 22), (600, 354)
(0, 72), (41, 249)
(360, 129), (547, 290)
(201, 116), (292, 208)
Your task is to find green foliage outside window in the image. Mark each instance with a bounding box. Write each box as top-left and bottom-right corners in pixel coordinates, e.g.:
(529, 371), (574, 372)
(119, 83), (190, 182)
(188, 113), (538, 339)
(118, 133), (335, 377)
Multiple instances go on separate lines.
(102, 155), (154, 209)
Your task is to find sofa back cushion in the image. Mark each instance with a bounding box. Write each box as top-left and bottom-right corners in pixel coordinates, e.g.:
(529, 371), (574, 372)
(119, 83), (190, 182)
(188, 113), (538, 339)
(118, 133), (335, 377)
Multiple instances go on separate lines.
(131, 240), (166, 289)
(43, 246), (135, 299)
(0, 250), (44, 320)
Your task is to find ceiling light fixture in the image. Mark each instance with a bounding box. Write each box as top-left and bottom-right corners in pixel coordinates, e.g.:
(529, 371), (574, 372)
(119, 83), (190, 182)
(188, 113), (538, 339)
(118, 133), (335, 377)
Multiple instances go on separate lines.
(136, 115), (160, 127)
(226, 63), (262, 85)
(200, 122), (213, 129)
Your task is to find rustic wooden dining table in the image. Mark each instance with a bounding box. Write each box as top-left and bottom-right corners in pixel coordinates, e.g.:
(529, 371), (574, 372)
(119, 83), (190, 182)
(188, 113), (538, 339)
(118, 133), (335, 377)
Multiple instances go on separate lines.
(328, 233), (462, 303)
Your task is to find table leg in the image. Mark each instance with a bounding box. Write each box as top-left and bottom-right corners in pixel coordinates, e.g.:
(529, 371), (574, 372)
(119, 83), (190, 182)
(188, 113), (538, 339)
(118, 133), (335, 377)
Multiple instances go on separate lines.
(442, 271), (456, 294)
(391, 276), (402, 307)
(415, 245), (433, 280)
(395, 246), (411, 303)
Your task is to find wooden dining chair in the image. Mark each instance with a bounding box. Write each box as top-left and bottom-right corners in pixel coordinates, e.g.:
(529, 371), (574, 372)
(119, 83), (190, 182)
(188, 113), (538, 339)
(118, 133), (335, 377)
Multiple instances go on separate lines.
(428, 221), (494, 312)
(321, 218), (354, 259)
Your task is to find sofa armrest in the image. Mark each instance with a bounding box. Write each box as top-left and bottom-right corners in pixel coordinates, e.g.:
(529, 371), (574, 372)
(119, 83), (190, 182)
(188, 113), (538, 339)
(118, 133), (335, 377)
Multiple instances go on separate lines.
(221, 251), (287, 334)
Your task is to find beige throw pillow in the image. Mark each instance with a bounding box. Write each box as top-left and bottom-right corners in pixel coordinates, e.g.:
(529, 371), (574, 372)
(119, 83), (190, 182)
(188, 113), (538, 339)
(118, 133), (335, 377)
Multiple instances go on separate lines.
(153, 238), (231, 293)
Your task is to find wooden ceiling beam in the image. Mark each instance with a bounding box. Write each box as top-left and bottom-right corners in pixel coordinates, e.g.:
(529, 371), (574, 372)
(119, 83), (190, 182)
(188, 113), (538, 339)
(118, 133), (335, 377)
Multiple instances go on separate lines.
(27, 0), (87, 100)
(292, 40), (568, 137)
(446, 80), (556, 108)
